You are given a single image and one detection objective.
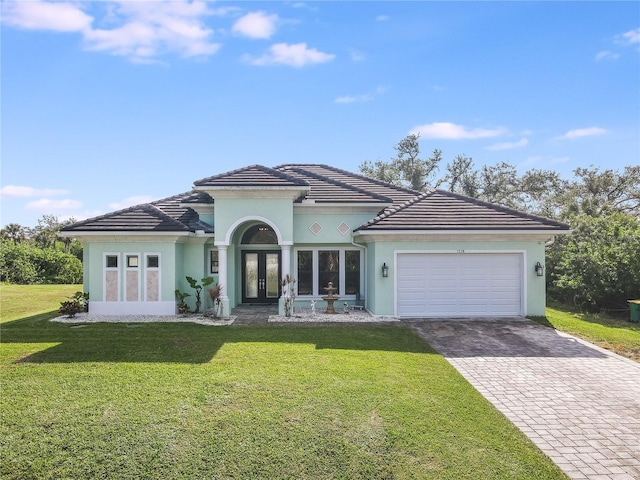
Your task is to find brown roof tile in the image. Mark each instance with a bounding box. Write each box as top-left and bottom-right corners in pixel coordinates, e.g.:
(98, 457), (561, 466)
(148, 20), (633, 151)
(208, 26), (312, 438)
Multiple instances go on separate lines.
(356, 190), (570, 232)
(194, 164), (309, 188)
(61, 192), (213, 233)
(276, 165), (392, 204)
(277, 164), (419, 206)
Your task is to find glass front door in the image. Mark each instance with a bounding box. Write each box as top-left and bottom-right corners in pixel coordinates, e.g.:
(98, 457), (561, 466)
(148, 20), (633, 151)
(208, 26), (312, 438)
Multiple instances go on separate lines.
(242, 251), (280, 304)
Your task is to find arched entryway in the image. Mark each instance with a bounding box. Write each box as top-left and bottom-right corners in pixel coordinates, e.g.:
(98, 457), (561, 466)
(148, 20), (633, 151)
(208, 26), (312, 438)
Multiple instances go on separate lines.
(240, 223), (280, 304)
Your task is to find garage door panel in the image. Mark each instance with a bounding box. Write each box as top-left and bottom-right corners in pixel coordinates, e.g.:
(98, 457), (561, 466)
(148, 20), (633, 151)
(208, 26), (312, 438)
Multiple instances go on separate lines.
(397, 253), (522, 317)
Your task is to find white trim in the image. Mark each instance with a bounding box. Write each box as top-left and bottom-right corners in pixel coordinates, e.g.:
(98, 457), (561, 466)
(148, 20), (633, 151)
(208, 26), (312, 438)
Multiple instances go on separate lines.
(393, 250), (527, 318)
(59, 231), (190, 238)
(293, 247), (363, 298)
(89, 301), (176, 316)
(218, 216), (284, 246)
(103, 253), (120, 302)
(124, 253), (141, 302)
(144, 253), (161, 302)
(355, 229), (569, 236)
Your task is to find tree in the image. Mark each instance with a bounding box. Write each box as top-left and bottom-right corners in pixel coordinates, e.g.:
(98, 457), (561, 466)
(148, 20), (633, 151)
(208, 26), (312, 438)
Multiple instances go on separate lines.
(546, 212), (640, 311)
(32, 214), (63, 250)
(359, 133), (442, 191)
(557, 165), (640, 219)
(0, 223), (27, 244)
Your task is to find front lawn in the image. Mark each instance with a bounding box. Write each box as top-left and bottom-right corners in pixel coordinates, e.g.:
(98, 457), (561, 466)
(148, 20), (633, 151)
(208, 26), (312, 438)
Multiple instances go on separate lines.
(0, 286), (566, 479)
(534, 304), (640, 362)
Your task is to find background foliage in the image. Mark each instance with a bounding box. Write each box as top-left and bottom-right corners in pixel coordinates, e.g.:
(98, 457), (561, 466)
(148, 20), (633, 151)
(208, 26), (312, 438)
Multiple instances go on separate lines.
(0, 215), (82, 284)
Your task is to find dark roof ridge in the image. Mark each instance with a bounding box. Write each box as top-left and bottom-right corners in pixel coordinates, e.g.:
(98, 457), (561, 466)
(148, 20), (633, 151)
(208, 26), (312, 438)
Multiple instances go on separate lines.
(193, 164), (309, 187)
(276, 163), (422, 196)
(282, 165), (394, 204)
(146, 203), (192, 231)
(433, 189), (570, 229)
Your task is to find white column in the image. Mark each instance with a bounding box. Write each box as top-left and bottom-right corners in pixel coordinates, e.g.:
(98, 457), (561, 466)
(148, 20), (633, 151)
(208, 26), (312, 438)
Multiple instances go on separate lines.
(217, 245), (228, 299)
(281, 244), (291, 284)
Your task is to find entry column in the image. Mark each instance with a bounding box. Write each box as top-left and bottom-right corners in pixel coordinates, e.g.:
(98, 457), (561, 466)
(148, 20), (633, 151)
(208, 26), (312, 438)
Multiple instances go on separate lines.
(216, 244), (230, 316)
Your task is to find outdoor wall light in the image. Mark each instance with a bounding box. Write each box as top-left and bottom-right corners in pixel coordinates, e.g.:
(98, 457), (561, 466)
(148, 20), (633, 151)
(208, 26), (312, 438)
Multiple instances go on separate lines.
(382, 263), (389, 278)
(535, 262), (544, 277)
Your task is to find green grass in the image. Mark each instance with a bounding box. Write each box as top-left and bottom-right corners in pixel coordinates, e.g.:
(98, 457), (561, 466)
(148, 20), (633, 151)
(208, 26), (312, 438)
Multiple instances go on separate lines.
(1, 285), (566, 479)
(0, 283), (81, 323)
(532, 304), (640, 362)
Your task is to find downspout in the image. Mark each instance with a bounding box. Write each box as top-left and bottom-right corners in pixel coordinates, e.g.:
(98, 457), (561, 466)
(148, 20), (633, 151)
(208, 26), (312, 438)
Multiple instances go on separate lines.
(351, 233), (367, 302)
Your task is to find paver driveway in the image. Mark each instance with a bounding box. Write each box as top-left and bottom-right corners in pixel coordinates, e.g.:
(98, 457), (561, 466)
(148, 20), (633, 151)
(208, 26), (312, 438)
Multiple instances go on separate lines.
(411, 318), (640, 480)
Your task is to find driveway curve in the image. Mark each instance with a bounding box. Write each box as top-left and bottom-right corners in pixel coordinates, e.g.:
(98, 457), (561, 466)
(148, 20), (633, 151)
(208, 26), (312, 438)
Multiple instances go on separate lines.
(411, 318), (640, 480)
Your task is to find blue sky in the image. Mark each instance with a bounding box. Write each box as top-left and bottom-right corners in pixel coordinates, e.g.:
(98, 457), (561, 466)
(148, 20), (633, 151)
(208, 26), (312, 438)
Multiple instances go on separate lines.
(1, 1), (639, 228)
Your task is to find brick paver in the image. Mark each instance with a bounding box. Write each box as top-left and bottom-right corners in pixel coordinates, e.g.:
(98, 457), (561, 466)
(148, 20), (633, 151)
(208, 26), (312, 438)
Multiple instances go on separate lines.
(412, 318), (640, 480)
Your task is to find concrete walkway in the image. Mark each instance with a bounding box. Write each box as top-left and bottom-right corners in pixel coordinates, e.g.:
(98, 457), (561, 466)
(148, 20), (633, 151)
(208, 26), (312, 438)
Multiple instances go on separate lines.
(411, 318), (640, 480)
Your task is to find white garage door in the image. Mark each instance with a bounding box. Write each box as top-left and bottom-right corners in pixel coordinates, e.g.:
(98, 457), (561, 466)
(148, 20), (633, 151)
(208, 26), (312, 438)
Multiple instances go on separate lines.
(396, 253), (523, 318)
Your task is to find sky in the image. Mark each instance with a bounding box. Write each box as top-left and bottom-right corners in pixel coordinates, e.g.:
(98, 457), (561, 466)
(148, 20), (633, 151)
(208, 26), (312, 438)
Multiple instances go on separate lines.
(1, 1), (639, 228)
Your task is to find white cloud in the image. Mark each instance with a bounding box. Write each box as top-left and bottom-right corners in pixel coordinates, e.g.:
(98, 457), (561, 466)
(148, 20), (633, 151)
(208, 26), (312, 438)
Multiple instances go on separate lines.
(1, 0), (92, 32)
(243, 42), (335, 67)
(411, 122), (507, 140)
(108, 195), (156, 210)
(83, 1), (220, 61)
(376, 15), (390, 22)
(1, 0), (222, 62)
(232, 11), (278, 39)
(560, 127), (607, 139)
(335, 86), (388, 104)
(616, 27), (640, 45)
(595, 50), (620, 61)
(25, 198), (82, 211)
(1, 185), (69, 197)
(486, 138), (529, 151)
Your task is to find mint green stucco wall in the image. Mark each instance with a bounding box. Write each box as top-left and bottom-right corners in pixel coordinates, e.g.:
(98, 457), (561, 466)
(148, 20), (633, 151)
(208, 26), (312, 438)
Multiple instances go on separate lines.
(215, 198), (294, 244)
(86, 241), (178, 302)
(361, 238), (547, 317)
(293, 213), (373, 244)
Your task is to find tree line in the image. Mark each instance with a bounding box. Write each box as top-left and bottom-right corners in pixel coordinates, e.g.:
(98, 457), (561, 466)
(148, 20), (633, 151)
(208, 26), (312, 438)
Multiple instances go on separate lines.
(361, 133), (640, 312)
(0, 215), (83, 284)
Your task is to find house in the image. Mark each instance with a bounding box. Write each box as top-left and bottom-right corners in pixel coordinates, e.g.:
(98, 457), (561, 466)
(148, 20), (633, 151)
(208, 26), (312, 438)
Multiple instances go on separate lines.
(60, 164), (570, 318)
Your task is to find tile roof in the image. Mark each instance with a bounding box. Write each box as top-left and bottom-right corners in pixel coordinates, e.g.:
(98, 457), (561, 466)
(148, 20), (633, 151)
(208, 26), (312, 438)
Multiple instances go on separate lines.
(179, 190), (214, 204)
(274, 165), (392, 204)
(62, 165), (569, 234)
(276, 164), (419, 206)
(194, 164), (309, 188)
(61, 192), (213, 233)
(355, 190), (570, 232)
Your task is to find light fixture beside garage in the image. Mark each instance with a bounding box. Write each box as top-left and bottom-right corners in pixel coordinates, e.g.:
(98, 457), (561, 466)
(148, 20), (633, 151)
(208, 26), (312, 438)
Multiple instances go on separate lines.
(535, 262), (544, 277)
(382, 263), (389, 277)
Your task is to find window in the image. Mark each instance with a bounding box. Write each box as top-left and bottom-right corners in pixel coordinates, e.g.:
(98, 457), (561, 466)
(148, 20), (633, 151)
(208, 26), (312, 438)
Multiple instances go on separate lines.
(127, 255), (139, 268)
(106, 255), (118, 268)
(210, 250), (219, 274)
(319, 251), (340, 293)
(241, 224), (277, 244)
(345, 250), (360, 295)
(297, 251), (313, 295)
(295, 249), (361, 296)
(147, 255), (159, 268)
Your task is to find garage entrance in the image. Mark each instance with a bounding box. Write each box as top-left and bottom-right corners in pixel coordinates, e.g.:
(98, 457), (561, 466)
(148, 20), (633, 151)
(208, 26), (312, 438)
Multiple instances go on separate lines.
(396, 253), (523, 317)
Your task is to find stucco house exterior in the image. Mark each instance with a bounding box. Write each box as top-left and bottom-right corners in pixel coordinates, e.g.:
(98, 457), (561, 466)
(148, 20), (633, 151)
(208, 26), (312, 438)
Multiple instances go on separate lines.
(60, 164), (570, 318)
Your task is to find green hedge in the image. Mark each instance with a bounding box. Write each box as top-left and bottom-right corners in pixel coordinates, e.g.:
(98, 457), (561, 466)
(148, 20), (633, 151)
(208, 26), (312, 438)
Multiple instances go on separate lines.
(0, 241), (82, 284)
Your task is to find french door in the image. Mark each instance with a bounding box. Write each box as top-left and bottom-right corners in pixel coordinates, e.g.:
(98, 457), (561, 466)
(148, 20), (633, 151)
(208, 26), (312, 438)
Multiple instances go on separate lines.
(242, 251), (280, 304)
